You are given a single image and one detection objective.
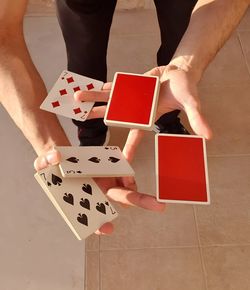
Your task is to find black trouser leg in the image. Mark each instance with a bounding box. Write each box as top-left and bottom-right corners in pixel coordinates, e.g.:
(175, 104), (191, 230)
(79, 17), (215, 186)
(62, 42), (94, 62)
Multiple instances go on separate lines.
(55, 0), (117, 140)
(154, 0), (198, 128)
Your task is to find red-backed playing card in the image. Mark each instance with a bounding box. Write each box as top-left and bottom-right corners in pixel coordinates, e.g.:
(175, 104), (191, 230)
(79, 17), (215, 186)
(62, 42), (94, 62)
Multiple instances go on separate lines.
(104, 72), (160, 130)
(155, 134), (210, 205)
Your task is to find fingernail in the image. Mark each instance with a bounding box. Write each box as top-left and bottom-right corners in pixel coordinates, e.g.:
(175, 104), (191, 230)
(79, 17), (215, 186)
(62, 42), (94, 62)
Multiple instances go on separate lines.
(46, 152), (58, 165)
(74, 91), (82, 100)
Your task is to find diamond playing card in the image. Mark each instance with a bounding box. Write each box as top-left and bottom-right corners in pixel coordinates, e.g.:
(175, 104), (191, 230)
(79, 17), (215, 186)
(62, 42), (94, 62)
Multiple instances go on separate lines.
(40, 70), (104, 121)
(35, 165), (118, 240)
(57, 146), (135, 178)
(104, 72), (160, 130)
(155, 134), (210, 205)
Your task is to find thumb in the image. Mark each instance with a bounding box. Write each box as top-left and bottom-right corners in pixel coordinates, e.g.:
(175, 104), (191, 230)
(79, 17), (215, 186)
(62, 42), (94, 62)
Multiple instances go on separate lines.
(184, 104), (212, 140)
(123, 129), (145, 163)
(34, 149), (61, 171)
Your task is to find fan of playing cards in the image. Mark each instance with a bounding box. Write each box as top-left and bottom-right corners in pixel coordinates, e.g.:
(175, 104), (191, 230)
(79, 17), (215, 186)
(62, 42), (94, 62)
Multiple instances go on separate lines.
(35, 70), (210, 241)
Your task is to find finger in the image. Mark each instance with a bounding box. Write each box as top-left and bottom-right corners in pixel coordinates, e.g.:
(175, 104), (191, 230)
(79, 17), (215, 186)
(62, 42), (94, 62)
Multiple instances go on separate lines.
(120, 176), (137, 192)
(144, 66), (165, 77)
(184, 105), (213, 140)
(106, 187), (166, 212)
(74, 90), (109, 103)
(34, 149), (61, 171)
(102, 82), (112, 90)
(123, 129), (145, 163)
(87, 105), (107, 120)
(74, 82), (112, 102)
(95, 222), (114, 235)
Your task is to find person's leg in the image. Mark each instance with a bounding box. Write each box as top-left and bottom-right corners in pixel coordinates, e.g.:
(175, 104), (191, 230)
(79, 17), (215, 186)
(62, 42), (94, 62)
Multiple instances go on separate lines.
(154, 0), (198, 133)
(56, 0), (117, 145)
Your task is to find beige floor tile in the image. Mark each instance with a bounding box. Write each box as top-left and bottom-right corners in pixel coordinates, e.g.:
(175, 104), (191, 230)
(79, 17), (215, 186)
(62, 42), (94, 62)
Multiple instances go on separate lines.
(203, 245), (250, 290)
(108, 33), (159, 75)
(199, 85), (250, 155)
(108, 127), (130, 148)
(0, 105), (84, 290)
(132, 157), (156, 193)
(100, 248), (206, 290)
(111, 10), (159, 36)
(108, 129), (155, 161)
(26, 0), (56, 15)
(85, 252), (100, 290)
(24, 17), (67, 89)
(86, 235), (100, 252)
(122, 130), (155, 160)
(237, 7), (250, 31)
(196, 156), (250, 245)
(238, 30), (250, 71)
(199, 34), (250, 87)
(100, 202), (198, 250)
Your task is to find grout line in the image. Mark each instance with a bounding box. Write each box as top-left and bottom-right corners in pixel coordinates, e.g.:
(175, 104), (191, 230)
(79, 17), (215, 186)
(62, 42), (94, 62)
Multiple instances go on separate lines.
(25, 13), (56, 17)
(99, 236), (101, 290)
(99, 245), (201, 252)
(198, 83), (250, 89)
(201, 243), (250, 248)
(85, 249), (100, 252)
(237, 28), (250, 32)
(237, 31), (250, 77)
(111, 32), (159, 38)
(207, 153), (250, 158)
(208, 153), (250, 158)
(84, 245), (87, 290)
(193, 206), (209, 290)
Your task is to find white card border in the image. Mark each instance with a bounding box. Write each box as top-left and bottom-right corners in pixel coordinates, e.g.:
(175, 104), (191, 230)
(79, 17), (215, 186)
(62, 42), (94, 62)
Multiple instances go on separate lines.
(104, 72), (160, 130)
(56, 145), (135, 178)
(155, 133), (211, 205)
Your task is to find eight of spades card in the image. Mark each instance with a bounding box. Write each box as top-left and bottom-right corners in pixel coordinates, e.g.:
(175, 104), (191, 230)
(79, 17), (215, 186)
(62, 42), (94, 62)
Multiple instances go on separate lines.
(35, 165), (118, 240)
(40, 70), (104, 121)
(57, 146), (135, 178)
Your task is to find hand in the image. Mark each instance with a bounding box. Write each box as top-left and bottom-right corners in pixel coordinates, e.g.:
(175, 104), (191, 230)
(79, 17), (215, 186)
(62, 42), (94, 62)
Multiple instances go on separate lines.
(34, 148), (165, 235)
(74, 66), (212, 162)
(124, 66), (213, 161)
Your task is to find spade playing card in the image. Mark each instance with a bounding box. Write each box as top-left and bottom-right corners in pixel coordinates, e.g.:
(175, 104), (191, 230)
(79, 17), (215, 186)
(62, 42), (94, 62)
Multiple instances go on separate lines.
(35, 165), (118, 240)
(40, 70), (104, 121)
(104, 72), (160, 130)
(57, 146), (135, 178)
(155, 134), (210, 205)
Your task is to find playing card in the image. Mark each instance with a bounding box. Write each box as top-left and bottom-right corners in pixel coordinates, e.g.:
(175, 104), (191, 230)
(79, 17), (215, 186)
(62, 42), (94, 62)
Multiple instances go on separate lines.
(57, 146), (135, 178)
(34, 165), (118, 240)
(40, 70), (104, 121)
(104, 72), (160, 130)
(155, 134), (210, 205)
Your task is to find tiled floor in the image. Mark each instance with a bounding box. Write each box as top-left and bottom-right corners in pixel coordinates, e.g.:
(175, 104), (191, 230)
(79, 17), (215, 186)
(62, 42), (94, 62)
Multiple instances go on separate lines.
(0, 3), (250, 290)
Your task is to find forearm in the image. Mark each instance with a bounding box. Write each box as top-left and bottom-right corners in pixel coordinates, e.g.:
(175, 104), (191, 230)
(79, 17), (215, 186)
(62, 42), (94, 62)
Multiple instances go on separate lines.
(170, 0), (249, 83)
(0, 31), (70, 155)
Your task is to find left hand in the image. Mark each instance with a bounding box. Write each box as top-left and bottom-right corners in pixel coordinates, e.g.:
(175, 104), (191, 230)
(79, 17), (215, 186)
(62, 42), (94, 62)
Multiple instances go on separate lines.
(74, 65), (213, 162)
(34, 149), (165, 235)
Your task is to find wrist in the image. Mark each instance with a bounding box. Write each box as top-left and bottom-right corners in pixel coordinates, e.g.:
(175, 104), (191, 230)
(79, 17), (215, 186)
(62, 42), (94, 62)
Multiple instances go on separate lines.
(21, 109), (70, 155)
(168, 56), (202, 84)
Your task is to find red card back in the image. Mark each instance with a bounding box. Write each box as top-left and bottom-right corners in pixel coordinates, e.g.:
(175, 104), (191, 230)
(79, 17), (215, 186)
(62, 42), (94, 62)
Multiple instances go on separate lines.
(106, 73), (158, 125)
(156, 134), (209, 203)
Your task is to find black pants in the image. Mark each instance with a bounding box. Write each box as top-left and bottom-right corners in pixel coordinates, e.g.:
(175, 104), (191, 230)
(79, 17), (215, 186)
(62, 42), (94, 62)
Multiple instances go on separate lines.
(56, 0), (198, 134)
